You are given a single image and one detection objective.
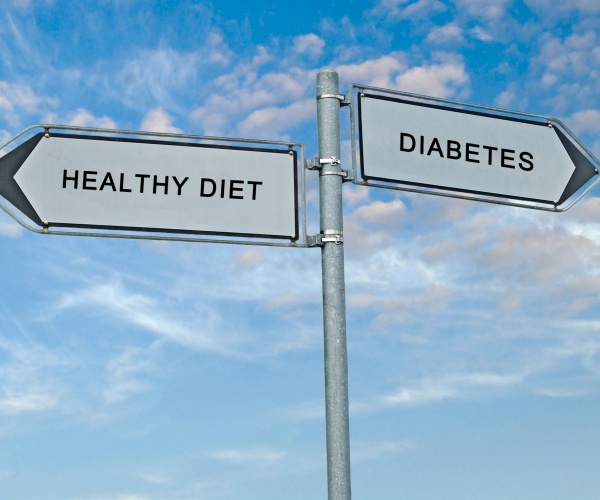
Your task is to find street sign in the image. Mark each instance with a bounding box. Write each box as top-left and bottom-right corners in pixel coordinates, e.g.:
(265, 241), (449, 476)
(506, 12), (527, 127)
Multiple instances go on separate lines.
(355, 89), (599, 208)
(0, 129), (299, 240)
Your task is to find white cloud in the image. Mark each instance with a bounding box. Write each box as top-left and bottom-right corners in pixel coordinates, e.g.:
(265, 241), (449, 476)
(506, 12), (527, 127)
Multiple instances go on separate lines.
(292, 34), (325, 58)
(0, 80), (58, 126)
(495, 87), (517, 108)
(452, 0), (511, 21)
(470, 25), (495, 42)
(363, 285), (455, 328)
(352, 440), (415, 462)
(56, 280), (233, 355)
(102, 344), (158, 404)
(381, 381), (454, 406)
(380, 371), (525, 407)
(536, 388), (590, 397)
(336, 54), (406, 90)
(0, 391), (57, 415)
(350, 200), (406, 226)
(393, 61), (470, 98)
(233, 248), (267, 272)
(369, 0), (408, 17)
(63, 108), (117, 129)
(403, 0), (447, 18)
(370, 0), (447, 20)
(342, 184), (370, 207)
(0, 220), (23, 237)
(536, 31), (600, 85)
(0, 129), (11, 145)
(426, 23), (465, 44)
(567, 109), (600, 135)
(410, 203), (600, 316)
(9, 0), (55, 10)
(236, 98), (313, 139)
(525, 0), (600, 14)
(190, 60), (314, 136)
(204, 31), (234, 65)
(140, 107), (183, 134)
(0, 337), (65, 416)
(342, 282), (600, 414)
(208, 447), (287, 464)
(139, 471), (170, 485)
(344, 199), (408, 257)
(94, 45), (202, 112)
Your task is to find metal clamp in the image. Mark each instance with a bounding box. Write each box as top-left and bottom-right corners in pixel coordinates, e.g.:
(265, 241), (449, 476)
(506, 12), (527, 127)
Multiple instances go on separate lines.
(316, 93), (350, 106)
(320, 170), (355, 181)
(308, 230), (344, 247)
(306, 156), (340, 170)
(306, 157), (354, 181)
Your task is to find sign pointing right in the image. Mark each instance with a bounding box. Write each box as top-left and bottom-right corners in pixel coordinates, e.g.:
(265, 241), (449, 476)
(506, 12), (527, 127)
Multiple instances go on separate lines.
(357, 91), (599, 207)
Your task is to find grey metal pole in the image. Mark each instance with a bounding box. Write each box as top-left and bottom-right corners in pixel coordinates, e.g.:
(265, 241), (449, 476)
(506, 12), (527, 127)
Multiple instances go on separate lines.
(316, 70), (352, 500)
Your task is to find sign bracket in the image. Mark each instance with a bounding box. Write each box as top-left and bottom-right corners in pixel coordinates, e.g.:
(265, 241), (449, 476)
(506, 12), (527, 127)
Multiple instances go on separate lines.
(307, 229), (344, 247)
(317, 93), (350, 107)
(305, 156), (354, 181)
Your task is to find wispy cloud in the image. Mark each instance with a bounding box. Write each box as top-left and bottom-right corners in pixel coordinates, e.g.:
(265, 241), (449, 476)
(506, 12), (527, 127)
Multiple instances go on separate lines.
(0, 219), (23, 237)
(140, 107), (182, 134)
(425, 22), (465, 45)
(55, 280), (233, 355)
(453, 0), (511, 22)
(190, 63), (315, 137)
(380, 371), (525, 408)
(351, 440), (415, 462)
(207, 446), (287, 465)
(0, 80), (58, 127)
(394, 60), (470, 98)
(114, 46), (201, 108)
(0, 336), (66, 416)
(237, 98), (314, 140)
(102, 343), (160, 404)
(370, 0), (447, 21)
(46, 107), (117, 129)
(232, 248), (267, 272)
(526, 0), (600, 15)
(138, 471), (170, 486)
(336, 54), (407, 89)
(292, 34), (325, 58)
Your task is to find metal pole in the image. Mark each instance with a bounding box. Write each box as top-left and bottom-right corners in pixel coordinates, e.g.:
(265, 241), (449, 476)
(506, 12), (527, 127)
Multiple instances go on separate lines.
(317, 70), (352, 500)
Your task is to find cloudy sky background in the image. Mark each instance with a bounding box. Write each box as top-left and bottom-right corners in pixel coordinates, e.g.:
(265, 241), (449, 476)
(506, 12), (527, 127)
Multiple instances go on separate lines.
(1, 1), (600, 499)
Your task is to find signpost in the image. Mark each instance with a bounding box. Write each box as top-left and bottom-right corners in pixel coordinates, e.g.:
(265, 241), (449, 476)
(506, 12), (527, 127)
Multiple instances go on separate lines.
(2, 75), (600, 500)
(354, 88), (600, 209)
(0, 128), (300, 241)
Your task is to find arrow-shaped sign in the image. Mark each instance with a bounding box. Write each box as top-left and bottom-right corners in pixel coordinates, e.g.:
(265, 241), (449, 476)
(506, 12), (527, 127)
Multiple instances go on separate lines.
(0, 130), (299, 240)
(357, 91), (599, 207)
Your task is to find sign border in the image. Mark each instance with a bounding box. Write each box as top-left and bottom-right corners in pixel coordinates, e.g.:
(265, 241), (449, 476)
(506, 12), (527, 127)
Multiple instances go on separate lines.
(0, 124), (308, 247)
(349, 83), (600, 212)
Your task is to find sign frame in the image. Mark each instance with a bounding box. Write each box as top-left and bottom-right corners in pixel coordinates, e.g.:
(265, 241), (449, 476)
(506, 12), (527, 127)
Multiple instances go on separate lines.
(0, 124), (308, 247)
(349, 83), (600, 212)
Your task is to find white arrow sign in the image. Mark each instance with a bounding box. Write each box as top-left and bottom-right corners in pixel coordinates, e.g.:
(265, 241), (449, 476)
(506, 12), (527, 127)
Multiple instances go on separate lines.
(0, 131), (299, 240)
(357, 92), (598, 206)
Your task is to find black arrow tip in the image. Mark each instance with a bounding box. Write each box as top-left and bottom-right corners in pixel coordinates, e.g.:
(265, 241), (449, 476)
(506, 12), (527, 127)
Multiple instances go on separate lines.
(0, 132), (45, 226)
(555, 126), (598, 205)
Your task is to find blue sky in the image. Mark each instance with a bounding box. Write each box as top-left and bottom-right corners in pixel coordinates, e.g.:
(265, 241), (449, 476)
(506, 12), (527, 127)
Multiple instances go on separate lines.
(1, 0), (600, 499)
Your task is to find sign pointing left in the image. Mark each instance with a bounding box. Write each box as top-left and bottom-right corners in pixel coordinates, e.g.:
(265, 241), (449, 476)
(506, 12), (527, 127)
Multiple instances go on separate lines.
(0, 129), (299, 240)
